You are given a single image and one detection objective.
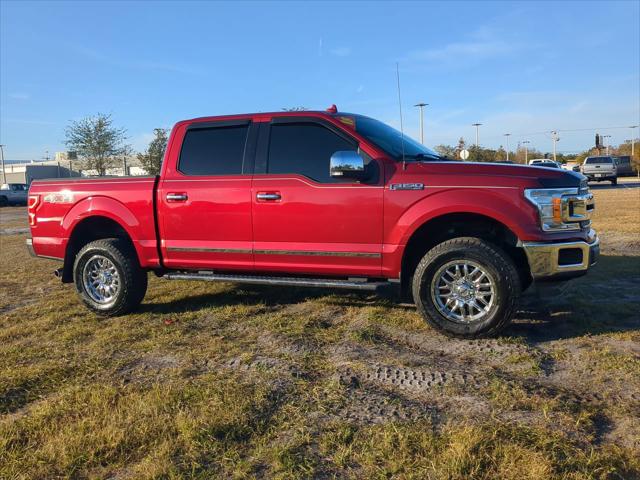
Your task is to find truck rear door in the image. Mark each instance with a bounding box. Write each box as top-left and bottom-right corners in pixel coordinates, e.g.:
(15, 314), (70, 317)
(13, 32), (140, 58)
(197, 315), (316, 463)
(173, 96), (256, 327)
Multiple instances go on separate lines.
(157, 119), (258, 270)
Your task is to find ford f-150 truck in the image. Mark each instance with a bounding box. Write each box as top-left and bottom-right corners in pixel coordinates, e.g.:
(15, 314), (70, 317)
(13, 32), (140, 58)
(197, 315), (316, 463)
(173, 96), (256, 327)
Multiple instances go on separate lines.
(27, 107), (599, 338)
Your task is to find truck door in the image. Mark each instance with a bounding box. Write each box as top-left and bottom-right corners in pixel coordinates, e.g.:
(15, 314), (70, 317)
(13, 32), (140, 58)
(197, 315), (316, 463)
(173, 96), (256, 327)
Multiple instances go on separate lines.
(251, 118), (383, 277)
(157, 119), (257, 270)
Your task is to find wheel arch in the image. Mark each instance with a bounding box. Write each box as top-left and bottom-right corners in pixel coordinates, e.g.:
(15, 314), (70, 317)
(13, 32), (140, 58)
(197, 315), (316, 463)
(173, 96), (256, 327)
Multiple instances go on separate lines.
(61, 215), (139, 283)
(399, 211), (531, 298)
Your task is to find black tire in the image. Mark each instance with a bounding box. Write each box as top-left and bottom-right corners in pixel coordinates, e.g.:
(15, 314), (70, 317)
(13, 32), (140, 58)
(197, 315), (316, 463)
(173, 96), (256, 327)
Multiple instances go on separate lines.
(73, 238), (147, 316)
(412, 237), (521, 339)
(0, 196), (8, 207)
(611, 178), (617, 186)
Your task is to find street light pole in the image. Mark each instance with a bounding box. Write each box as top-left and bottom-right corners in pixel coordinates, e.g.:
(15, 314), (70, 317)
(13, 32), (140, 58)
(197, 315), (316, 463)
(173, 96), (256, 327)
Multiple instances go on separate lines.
(603, 135), (611, 155)
(472, 123), (482, 148)
(0, 145), (6, 184)
(522, 140), (530, 164)
(414, 103), (428, 144)
(504, 133), (511, 162)
(551, 131), (559, 162)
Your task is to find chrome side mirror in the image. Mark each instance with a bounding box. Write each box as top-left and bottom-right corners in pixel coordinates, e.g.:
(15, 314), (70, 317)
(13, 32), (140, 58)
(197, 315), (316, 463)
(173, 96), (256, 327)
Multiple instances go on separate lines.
(330, 150), (365, 179)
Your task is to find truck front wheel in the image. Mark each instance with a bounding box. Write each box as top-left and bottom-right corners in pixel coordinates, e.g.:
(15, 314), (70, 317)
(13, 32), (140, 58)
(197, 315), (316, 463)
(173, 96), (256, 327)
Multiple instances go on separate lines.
(412, 237), (521, 338)
(73, 238), (147, 316)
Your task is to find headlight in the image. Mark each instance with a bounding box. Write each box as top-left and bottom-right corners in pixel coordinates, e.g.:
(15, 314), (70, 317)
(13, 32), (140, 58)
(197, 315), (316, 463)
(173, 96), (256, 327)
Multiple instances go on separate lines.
(524, 188), (582, 231)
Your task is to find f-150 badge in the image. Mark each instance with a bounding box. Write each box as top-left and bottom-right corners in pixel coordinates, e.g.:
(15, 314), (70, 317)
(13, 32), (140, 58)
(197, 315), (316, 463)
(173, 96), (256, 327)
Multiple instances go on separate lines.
(390, 183), (424, 191)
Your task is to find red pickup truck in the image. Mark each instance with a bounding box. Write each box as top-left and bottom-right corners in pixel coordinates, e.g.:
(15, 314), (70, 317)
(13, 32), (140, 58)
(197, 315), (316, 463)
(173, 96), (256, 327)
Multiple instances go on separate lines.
(27, 108), (599, 338)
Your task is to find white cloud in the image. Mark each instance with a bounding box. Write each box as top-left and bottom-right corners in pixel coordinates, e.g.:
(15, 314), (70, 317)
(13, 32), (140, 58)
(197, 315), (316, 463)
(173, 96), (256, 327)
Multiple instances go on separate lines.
(70, 44), (201, 75)
(407, 40), (515, 62)
(9, 93), (30, 100)
(330, 47), (351, 57)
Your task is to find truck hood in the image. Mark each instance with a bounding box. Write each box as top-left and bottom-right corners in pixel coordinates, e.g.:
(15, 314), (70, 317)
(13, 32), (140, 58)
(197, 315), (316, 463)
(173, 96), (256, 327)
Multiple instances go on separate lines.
(408, 161), (586, 189)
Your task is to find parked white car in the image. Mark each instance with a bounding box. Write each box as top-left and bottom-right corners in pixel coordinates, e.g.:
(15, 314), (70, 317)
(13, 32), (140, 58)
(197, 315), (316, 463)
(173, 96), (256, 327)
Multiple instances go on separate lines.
(0, 183), (29, 206)
(528, 159), (561, 169)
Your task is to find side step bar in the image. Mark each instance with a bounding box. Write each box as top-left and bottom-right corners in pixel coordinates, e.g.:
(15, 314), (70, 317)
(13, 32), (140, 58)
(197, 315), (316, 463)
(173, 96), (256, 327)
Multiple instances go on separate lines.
(163, 271), (391, 292)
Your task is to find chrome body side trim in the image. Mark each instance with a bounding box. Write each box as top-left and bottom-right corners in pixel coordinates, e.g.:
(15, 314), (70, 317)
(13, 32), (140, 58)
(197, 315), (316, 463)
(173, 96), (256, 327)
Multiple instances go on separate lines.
(166, 246), (381, 258)
(167, 247), (253, 254)
(253, 249), (381, 258)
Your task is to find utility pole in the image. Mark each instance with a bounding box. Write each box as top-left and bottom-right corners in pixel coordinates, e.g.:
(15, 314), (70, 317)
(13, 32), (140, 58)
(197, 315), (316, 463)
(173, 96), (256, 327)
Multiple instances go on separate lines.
(522, 140), (530, 164)
(551, 131), (559, 162)
(414, 103), (428, 144)
(0, 145), (6, 184)
(630, 126), (638, 159)
(504, 133), (511, 162)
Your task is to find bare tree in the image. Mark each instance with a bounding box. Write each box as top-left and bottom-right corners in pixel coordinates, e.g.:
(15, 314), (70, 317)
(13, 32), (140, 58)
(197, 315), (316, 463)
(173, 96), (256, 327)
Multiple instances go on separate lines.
(137, 128), (169, 176)
(65, 113), (127, 176)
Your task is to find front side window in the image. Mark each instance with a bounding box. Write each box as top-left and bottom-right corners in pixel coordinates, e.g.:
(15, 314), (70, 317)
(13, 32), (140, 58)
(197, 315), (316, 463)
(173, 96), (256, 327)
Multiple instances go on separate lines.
(267, 122), (356, 183)
(351, 115), (442, 160)
(179, 124), (248, 175)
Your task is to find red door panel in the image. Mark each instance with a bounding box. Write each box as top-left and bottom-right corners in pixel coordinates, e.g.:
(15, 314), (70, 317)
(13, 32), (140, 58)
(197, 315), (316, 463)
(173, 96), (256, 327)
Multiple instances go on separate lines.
(158, 177), (253, 270)
(252, 175), (383, 276)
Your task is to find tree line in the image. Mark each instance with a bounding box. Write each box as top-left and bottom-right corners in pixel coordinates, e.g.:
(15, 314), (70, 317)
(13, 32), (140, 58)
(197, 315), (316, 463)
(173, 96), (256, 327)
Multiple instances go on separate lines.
(434, 137), (639, 168)
(64, 113), (639, 176)
(64, 113), (168, 176)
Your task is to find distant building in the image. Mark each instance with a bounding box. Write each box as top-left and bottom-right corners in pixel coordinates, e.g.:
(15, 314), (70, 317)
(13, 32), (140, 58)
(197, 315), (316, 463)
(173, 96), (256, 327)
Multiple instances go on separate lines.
(1, 163), (81, 184)
(1, 155), (149, 183)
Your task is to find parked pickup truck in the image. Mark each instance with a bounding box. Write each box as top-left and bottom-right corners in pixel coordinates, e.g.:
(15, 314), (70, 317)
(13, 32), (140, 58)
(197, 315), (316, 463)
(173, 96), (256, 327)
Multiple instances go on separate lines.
(27, 107), (599, 338)
(581, 156), (618, 185)
(1, 183), (29, 206)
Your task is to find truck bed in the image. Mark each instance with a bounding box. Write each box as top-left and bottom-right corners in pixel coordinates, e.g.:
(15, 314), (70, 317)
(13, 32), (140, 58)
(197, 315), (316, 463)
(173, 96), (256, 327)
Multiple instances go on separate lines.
(27, 176), (160, 268)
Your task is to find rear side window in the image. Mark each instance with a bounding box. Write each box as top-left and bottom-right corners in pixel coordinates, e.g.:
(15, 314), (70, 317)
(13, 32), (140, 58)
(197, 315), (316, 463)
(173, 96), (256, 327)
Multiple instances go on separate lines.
(267, 122), (356, 183)
(179, 124), (249, 175)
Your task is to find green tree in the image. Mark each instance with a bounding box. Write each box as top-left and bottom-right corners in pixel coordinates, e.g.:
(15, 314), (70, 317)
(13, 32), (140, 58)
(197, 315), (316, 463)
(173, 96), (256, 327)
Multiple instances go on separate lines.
(138, 128), (169, 176)
(65, 113), (127, 176)
(434, 144), (456, 158)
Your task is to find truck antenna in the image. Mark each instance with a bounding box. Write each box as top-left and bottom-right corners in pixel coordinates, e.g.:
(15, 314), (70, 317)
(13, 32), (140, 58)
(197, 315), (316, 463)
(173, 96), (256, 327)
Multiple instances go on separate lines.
(396, 62), (407, 170)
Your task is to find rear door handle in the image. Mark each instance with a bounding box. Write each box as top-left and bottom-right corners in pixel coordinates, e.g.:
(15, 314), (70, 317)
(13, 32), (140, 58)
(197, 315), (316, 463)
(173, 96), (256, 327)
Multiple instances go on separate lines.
(166, 193), (188, 202)
(256, 193), (281, 201)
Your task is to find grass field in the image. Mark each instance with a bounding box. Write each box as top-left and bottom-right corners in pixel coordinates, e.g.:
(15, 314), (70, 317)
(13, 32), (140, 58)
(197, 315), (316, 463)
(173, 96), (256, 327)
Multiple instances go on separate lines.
(1, 184), (639, 479)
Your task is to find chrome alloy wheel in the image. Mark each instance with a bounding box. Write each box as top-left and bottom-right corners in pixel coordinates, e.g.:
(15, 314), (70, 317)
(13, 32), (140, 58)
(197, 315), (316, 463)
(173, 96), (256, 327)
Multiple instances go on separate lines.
(82, 255), (121, 304)
(430, 260), (496, 323)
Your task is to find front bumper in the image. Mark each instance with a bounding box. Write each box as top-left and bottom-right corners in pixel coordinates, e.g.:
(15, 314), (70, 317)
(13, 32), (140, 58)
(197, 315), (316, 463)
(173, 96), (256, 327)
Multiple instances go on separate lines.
(522, 231), (599, 280)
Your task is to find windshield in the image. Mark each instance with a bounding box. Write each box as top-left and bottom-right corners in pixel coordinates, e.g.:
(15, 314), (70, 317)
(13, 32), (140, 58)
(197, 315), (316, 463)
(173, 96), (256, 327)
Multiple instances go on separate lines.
(352, 115), (442, 160)
(585, 157), (613, 164)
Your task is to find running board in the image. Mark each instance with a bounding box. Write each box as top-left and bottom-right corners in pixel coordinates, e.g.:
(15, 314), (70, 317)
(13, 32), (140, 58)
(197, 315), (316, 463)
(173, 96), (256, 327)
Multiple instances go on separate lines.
(163, 272), (390, 291)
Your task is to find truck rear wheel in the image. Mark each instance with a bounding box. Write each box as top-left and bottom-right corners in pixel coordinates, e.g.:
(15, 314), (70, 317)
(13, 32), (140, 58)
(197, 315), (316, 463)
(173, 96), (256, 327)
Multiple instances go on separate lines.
(412, 237), (521, 338)
(73, 238), (147, 316)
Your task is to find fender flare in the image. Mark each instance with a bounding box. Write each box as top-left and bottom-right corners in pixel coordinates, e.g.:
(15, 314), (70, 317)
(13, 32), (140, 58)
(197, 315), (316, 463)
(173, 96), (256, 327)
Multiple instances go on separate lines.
(390, 188), (531, 247)
(62, 196), (140, 239)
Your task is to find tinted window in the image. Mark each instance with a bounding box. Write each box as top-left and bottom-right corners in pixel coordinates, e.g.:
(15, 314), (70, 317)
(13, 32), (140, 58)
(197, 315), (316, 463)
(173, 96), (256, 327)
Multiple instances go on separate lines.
(267, 122), (356, 182)
(585, 157), (613, 164)
(179, 124), (248, 175)
(353, 115), (441, 160)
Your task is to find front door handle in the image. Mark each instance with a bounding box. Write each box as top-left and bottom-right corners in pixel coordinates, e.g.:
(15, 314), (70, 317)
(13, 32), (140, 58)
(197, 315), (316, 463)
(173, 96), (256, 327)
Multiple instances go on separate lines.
(256, 192), (281, 201)
(166, 193), (188, 202)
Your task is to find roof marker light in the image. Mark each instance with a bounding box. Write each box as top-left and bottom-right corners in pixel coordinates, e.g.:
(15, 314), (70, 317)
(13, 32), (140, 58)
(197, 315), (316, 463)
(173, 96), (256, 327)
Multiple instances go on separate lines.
(326, 104), (338, 114)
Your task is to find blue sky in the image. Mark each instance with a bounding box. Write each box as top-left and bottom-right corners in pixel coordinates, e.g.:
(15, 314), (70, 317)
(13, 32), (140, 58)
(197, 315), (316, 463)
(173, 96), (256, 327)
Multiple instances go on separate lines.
(1, 0), (639, 160)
